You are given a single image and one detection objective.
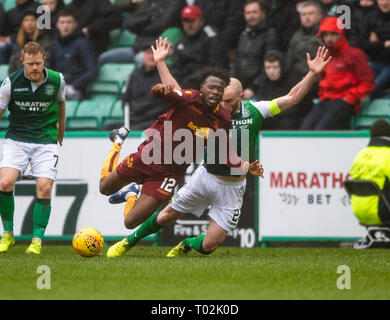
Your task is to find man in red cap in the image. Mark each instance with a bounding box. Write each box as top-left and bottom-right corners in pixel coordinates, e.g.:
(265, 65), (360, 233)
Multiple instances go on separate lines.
(170, 5), (221, 89)
(300, 16), (375, 130)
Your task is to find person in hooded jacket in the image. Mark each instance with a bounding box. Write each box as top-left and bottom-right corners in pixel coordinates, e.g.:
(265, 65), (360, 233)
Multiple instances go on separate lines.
(300, 16), (375, 130)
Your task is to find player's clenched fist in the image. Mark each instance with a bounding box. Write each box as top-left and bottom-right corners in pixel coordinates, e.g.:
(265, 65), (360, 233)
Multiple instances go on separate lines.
(151, 83), (174, 96)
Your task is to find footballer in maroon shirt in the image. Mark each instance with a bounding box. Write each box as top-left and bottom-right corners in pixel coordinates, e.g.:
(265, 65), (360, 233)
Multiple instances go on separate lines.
(99, 66), (247, 230)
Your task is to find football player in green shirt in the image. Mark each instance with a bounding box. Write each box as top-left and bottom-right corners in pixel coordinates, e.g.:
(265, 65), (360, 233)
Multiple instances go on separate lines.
(0, 42), (66, 254)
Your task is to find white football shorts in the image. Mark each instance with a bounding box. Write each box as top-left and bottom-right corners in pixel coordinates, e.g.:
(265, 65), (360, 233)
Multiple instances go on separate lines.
(0, 138), (59, 180)
(170, 165), (246, 232)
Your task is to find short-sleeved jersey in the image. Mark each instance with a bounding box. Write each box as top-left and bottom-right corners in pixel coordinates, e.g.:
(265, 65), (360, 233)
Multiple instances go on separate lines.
(139, 87), (232, 177)
(204, 99), (279, 176)
(0, 68), (65, 144)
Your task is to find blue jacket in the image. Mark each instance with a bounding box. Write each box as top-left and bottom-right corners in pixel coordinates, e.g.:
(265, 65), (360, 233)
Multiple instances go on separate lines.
(50, 30), (98, 90)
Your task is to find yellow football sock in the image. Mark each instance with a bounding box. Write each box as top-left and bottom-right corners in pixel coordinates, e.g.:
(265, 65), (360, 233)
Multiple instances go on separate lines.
(100, 142), (122, 181)
(123, 194), (138, 218)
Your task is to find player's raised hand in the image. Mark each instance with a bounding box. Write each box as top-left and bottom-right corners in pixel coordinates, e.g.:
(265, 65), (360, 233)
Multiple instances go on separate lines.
(248, 160), (264, 178)
(306, 46), (332, 75)
(151, 37), (171, 64)
(152, 83), (174, 96)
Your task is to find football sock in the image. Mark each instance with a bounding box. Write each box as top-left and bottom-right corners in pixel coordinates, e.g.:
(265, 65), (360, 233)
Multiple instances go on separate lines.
(183, 234), (208, 254)
(32, 198), (51, 240)
(0, 191), (14, 233)
(100, 142), (122, 181)
(123, 194), (138, 218)
(126, 211), (162, 247)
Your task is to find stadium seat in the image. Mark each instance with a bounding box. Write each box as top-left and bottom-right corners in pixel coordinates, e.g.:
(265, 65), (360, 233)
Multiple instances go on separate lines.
(86, 63), (135, 96)
(67, 99), (111, 130)
(65, 100), (80, 118)
(101, 100), (124, 128)
(0, 64), (8, 82)
(351, 114), (390, 130)
(108, 29), (137, 50)
(89, 93), (117, 106)
(364, 99), (390, 117)
(2, 0), (16, 11)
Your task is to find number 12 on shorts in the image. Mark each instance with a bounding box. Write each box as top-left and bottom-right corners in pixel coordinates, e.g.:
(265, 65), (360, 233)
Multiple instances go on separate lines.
(160, 177), (176, 193)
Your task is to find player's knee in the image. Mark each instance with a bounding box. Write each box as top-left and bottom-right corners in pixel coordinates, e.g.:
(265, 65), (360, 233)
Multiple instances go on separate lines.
(36, 183), (52, 198)
(99, 180), (107, 195)
(123, 216), (137, 230)
(0, 178), (15, 192)
(157, 208), (180, 226)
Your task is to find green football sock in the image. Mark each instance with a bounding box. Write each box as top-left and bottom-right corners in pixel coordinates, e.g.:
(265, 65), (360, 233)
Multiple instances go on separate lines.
(0, 191), (15, 233)
(32, 198), (51, 240)
(127, 211), (162, 247)
(183, 234), (208, 254)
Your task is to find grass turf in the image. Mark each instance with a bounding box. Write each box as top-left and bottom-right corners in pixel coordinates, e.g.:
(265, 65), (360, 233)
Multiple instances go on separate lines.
(0, 244), (389, 300)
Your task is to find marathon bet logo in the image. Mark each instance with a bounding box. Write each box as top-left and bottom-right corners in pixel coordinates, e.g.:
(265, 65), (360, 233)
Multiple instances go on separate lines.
(15, 100), (51, 112)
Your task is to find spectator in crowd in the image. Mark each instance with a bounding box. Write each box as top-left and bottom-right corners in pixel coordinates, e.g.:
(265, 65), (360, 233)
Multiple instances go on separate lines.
(349, 0), (376, 48)
(99, 0), (185, 66)
(247, 50), (304, 130)
(0, 4), (8, 64)
(170, 5), (220, 89)
(119, 44), (169, 131)
(66, 0), (122, 54)
(41, 0), (66, 40)
(287, 1), (322, 82)
(8, 10), (53, 74)
(50, 9), (98, 100)
(359, 0), (390, 99)
(0, 0), (40, 64)
(266, 0), (301, 52)
(194, 0), (246, 68)
(234, 0), (279, 92)
(349, 119), (390, 227)
(300, 17), (375, 130)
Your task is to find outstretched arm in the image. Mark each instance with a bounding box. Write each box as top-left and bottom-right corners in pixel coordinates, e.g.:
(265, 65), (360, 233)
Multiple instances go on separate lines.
(151, 37), (181, 90)
(276, 46), (331, 112)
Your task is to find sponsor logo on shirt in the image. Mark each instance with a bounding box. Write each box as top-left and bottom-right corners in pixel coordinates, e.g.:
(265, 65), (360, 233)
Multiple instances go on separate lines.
(14, 88), (29, 92)
(14, 100), (51, 111)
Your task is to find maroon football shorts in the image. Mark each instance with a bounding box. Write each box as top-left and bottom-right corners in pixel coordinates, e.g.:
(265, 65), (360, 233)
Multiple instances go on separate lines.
(116, 150), (182, 202)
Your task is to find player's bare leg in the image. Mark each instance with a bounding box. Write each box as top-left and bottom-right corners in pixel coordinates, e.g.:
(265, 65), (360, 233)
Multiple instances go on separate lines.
(167, 218), (227, 257)
(0, 168), (18, 253)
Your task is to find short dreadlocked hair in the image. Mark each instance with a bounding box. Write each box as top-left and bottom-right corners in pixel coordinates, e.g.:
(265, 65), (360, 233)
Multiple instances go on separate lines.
(199, 66), (231, 88)
(370, 119), (390, 138)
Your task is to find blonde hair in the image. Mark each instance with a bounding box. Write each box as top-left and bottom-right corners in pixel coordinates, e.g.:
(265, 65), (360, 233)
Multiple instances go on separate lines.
(21, 41), (46, 59)
(16, 15), (39, 46)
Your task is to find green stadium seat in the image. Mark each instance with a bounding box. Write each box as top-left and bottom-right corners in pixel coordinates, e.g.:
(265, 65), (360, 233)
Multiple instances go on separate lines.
(101, 100), (124, 128)
(89, 93), (117, 106)
(365, 99), (390, 117)
(108, 29), (136, 49)
(352, 115), (390, 130)
(65, 100), (80, 118)
(3, 0), (16, 11)
(66, 99), (112, 130)
(86, 63), (135, 96)
(0, 64), (8, 82)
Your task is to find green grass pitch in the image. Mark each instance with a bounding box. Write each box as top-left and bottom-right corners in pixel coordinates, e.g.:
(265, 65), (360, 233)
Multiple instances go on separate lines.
(1, 244), (390, 300)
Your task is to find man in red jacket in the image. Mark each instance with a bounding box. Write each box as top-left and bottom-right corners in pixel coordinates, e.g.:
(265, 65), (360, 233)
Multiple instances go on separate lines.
(300, 16), (375, 130)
